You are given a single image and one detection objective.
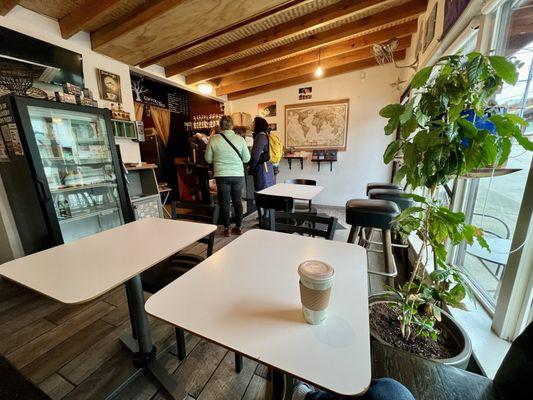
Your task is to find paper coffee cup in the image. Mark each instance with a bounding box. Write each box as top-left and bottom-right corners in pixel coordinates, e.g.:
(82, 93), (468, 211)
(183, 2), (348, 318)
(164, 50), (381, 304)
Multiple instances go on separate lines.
(298, 260), (335, 325)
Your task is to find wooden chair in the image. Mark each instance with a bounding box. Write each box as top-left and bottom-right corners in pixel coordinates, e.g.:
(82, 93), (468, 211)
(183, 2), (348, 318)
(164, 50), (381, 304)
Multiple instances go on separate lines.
(284, 179), (318, 214)
(254, 192), (294, 229)
(141, 202), (218, 362)
(267, 209), (337, 240)
(372, 321), (533, 399)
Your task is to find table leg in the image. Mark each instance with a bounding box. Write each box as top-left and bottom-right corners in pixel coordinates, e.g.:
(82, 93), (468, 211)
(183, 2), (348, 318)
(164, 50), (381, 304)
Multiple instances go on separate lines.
(116, 275), (187, 400)
(272, 369), (286, 400)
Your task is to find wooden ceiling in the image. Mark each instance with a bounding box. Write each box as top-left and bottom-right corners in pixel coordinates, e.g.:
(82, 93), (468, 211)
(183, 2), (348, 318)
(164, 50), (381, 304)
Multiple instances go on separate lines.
(3, 0), (427, 99)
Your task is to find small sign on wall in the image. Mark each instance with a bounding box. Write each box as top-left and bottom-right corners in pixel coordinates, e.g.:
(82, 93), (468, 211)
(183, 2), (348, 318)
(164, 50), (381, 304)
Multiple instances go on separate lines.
(298, 87), (312, 100)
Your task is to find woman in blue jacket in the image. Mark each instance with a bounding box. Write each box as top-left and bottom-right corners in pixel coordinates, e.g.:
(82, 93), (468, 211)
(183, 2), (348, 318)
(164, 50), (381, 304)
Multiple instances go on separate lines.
(250, 117), (275, 191)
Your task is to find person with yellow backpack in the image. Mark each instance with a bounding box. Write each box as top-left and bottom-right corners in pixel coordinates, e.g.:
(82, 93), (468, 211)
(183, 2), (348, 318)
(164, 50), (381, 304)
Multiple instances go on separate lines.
(250, 117), (283, 191)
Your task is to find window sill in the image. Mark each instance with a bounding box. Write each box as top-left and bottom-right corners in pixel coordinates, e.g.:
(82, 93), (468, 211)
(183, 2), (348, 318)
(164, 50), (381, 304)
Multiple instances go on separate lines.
(407, 234), (511, 378)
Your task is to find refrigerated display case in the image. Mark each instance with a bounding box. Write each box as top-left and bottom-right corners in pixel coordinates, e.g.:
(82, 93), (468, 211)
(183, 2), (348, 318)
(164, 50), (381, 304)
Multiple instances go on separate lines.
(0, 94), (132, 255)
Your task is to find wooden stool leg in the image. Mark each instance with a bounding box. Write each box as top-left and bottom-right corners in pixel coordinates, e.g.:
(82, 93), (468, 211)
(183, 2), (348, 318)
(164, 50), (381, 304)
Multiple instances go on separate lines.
(175, 328), (186, 360)
(235, 353), (243, 373)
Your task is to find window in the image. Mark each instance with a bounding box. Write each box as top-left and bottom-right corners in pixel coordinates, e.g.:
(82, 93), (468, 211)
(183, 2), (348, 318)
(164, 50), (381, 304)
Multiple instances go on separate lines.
(452, 0), (533, 313)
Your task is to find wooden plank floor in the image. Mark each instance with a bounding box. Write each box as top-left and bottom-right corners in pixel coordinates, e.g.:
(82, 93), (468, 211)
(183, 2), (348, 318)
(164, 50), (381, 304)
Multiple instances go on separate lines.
(0, 206), (389, 400)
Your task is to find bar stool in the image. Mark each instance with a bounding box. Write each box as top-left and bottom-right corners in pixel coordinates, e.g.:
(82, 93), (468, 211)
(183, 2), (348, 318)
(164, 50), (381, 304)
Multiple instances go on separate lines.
(368, 188), (413, 211)
(366, 188), (413, 246)
(368, 188), (414, 278)
(345, 199), (400, 285)
(366, 182), (402, 196)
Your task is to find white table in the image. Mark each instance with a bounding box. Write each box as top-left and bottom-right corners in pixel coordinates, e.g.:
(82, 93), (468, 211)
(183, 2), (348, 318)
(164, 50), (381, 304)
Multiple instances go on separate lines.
(146, 229), (370, 398)
(0, 218), (216, 399)
(257, 183), (324, 201)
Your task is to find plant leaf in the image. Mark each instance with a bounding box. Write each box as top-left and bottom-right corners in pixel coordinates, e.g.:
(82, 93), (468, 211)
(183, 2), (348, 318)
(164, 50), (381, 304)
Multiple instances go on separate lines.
(513, 131), (533, 151)
(411, 66), (433, 88)
(489, 56), (518, 84)
(457, 117), (477, 138)
(380, 104), (404, 118)
(384, 117), (400, 135)
(383, 140), (402, 163)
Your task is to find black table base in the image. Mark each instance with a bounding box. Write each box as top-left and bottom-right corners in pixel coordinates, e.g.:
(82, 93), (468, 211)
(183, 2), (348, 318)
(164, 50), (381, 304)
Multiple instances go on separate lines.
(104, 275), (186, 400)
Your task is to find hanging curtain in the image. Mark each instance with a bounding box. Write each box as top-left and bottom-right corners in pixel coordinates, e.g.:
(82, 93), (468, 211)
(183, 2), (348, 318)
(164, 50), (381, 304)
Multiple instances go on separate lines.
(150, 105), (171, 145)
(134, 101), (144, 121)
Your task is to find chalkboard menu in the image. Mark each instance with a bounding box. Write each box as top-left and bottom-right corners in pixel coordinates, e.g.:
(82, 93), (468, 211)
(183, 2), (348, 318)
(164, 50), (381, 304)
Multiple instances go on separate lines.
(167, 91), (189, 114)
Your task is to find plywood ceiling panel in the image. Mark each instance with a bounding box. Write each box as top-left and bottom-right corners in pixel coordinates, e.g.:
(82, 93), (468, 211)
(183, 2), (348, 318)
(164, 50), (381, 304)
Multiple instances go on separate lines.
(159, 0), (410, 68)
(177, 0), (412, 72)
(81, 0), (146, 32)
(92, 0), (292, 66)
(19, 0), (84, 19)
(158, 0), (343, 66)
(19, 0), (148, 33)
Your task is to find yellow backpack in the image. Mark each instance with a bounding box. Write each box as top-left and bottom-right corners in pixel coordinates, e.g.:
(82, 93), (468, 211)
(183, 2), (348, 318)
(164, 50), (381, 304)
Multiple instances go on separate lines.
(268, 133), (283, 165)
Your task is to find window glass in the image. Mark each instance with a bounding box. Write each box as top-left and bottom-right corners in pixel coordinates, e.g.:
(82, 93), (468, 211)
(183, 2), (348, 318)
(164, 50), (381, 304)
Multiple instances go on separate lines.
(454, 1), (533, 309)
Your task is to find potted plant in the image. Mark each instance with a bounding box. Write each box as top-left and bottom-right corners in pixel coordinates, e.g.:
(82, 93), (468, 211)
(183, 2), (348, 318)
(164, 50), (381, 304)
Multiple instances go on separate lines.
(371, 52), (533, 367)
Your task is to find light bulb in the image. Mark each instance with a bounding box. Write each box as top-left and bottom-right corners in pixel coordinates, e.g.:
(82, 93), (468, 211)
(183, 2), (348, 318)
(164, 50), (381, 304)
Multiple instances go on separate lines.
(197, 82), (213, 95)
(315, 65), (324, 77)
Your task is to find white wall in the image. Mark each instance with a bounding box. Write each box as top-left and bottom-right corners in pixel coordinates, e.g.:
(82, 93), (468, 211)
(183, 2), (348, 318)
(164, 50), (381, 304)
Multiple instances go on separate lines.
(229, 64), (401, 207)
(1, 6), (141, 163)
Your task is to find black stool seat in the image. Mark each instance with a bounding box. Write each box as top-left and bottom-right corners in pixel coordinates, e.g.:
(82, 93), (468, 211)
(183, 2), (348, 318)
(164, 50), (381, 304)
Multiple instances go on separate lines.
(346, 199), (400, 230)
(366, 182), (402, 195)
(368, 188), (413, 211)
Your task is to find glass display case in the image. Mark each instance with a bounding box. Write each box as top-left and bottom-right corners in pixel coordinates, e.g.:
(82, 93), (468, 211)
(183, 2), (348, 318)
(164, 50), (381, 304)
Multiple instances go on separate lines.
(28, 106), (125, 242)
(0, 95), (131, 254)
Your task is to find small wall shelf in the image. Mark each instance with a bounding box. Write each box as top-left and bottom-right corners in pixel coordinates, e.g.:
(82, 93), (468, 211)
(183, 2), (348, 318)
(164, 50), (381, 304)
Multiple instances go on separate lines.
(311, 150), (337, 172)
(284, 155), (305, 170)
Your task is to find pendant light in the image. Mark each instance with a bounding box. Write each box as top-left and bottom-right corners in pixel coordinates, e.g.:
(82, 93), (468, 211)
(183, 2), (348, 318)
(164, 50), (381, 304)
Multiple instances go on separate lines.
(315, 47), (324, 77)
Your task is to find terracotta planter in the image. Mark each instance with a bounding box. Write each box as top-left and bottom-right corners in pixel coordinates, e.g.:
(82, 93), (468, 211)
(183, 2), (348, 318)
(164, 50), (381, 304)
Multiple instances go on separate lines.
(369, 292), (472, 369)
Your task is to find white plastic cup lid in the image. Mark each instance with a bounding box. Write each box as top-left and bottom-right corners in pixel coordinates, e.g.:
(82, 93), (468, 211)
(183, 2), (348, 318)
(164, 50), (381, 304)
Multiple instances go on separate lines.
(298, 260), (335, 282)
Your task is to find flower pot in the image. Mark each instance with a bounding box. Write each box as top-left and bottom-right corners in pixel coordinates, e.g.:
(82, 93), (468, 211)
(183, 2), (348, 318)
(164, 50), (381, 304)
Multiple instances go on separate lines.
(369, 292), (472, 369)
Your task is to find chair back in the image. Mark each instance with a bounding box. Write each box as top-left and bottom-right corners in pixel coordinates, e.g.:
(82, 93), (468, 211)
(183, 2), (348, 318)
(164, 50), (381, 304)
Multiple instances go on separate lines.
(285, 179), (317, 186)
(268, 209), (336, 240)
(171, 201), (219, 256)
(255, 192), (294, 228)
(494, 321), (533, 399)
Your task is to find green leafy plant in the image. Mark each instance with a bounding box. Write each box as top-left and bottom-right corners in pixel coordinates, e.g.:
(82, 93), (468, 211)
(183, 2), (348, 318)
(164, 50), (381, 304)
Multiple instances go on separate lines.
(379, 52), (533, 342)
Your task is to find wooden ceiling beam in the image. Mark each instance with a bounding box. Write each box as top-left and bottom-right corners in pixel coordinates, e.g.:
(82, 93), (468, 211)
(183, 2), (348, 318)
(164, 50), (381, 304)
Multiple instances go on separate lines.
(91, 0), (187, 51)
(0, 0), (19, 16)
(59, 0), (123, 39)
(217, 25), (414, 88)
(159, 0), (387, 72)
(226, 50), (406, 100)
(216, 36), (410, 96)
(181, 0), (425, 83)
(138, 0), (309, 68)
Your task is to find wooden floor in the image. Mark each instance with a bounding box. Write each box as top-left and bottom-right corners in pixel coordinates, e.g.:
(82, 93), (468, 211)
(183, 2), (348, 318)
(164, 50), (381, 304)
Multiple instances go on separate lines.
(0, 206), (388, 400)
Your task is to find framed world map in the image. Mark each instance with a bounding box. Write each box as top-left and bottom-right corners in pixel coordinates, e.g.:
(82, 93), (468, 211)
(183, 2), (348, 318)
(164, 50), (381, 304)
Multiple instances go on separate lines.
(285, 99), (349, 151)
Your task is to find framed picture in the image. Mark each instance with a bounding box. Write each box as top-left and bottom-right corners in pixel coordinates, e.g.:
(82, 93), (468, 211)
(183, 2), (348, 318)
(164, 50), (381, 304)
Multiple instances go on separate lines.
(96, 69), (122, 103)
(298, 87), (312, 100)
(285, 99), (349, 151)
(258, 101), (276, 117)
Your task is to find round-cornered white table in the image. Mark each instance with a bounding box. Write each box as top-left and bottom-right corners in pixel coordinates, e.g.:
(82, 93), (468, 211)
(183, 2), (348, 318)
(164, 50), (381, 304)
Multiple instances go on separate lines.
(0, 218), (216, 400)
(146, 229), (371, 398)
(257, 182), (324, 201)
